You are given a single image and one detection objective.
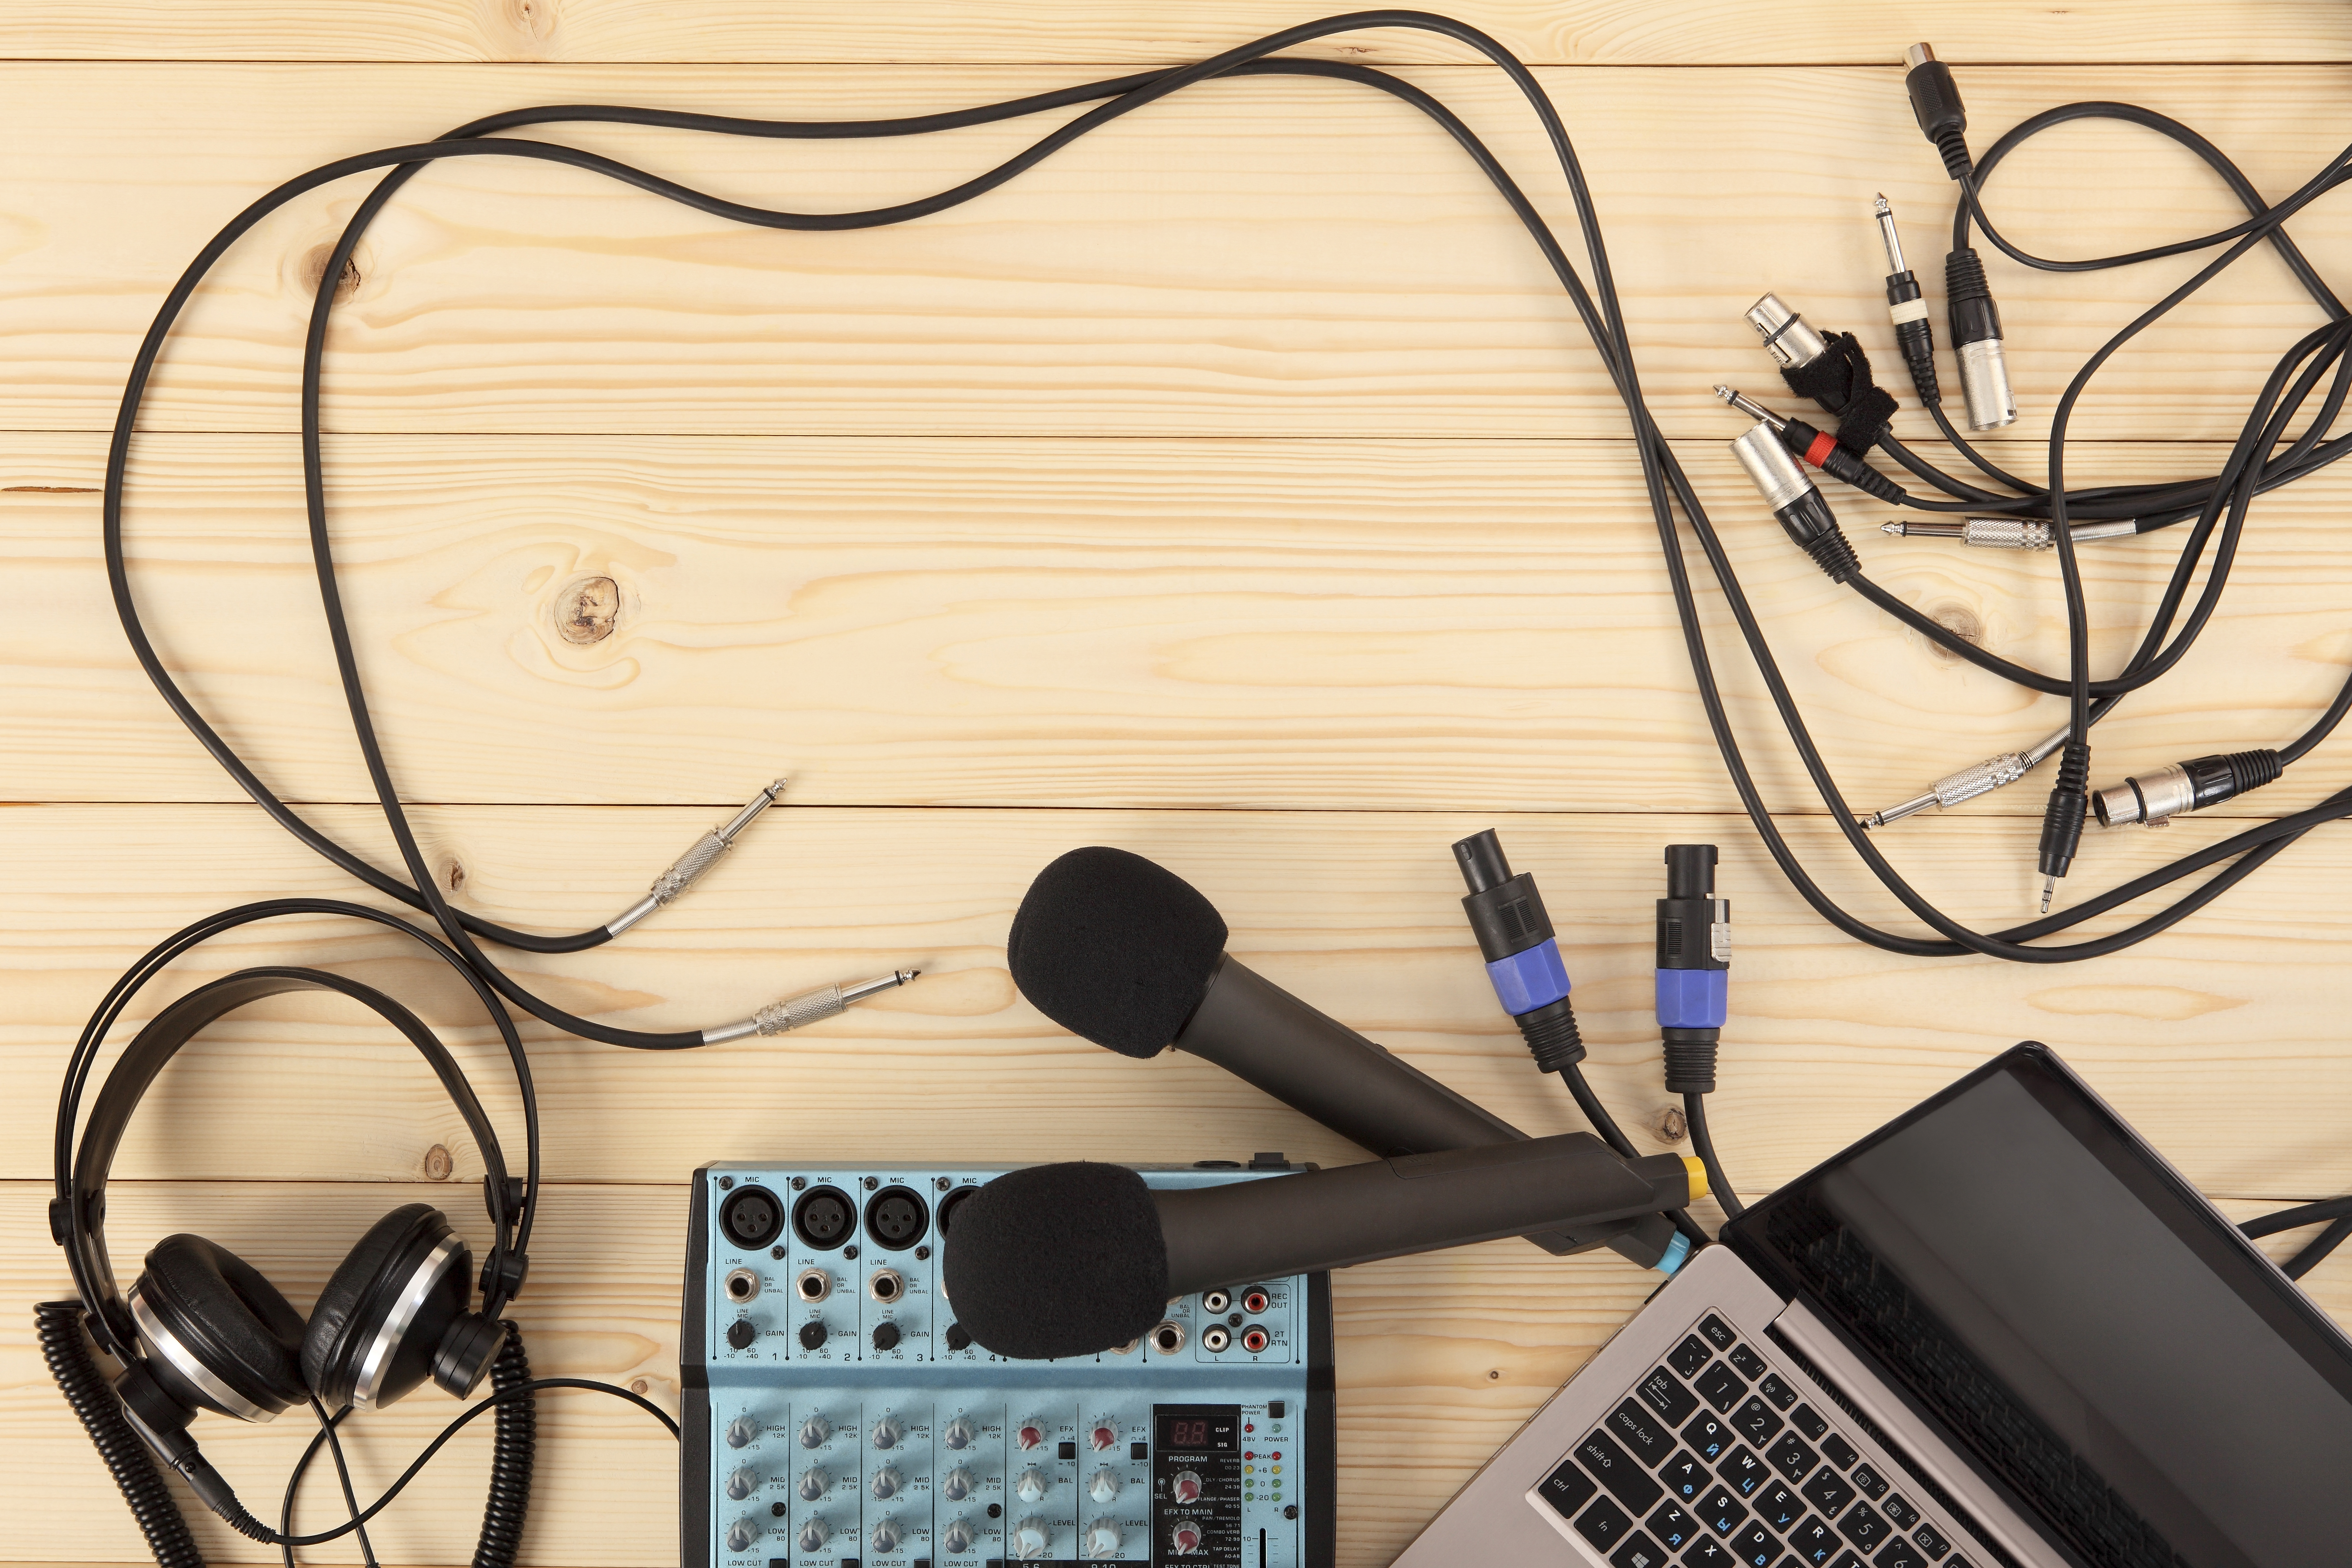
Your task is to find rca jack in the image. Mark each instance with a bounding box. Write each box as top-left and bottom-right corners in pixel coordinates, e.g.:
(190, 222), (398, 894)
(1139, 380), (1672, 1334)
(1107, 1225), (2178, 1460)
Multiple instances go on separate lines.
(1200, 1325), (1233, 1354)
(1240, 1287), (1271, 1315)
(1240, 1325), (1271, 1354)
(1201, 1288), (1232, 1314)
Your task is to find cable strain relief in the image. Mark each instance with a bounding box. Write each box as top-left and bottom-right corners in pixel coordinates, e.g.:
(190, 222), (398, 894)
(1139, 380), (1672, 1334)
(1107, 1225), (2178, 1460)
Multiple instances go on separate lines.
(1803, 526), (1860, 584)
(2055, 738), (2091, 795)
(180, 1456), (273, 1542)
(1895, 319), (1940, 402)
(1946, 246), (1990, 302)
(1515, 996), (1586, 1075)
(1824, 448), (1903, 504)
(1934, 127), (1973, 182)
(1662, 1031), (1719, 1096)
(2223, 748), (2284, 795)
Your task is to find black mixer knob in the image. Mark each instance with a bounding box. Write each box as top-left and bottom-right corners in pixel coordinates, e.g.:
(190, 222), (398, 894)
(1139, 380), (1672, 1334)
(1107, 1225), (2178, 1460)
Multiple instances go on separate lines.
(725, 1319), (756, 1351)
(871, 1321), (902, 1353)
(798, 1320), (828, 1351)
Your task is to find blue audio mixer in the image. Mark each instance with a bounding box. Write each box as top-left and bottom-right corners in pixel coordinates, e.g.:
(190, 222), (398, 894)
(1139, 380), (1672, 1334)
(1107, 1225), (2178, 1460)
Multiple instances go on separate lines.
(683, 1162), (1334, 1568)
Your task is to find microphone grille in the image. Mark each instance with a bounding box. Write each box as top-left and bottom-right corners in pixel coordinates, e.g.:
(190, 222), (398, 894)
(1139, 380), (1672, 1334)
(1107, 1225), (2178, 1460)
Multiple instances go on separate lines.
(1007, 847), (1228, 1059)
(939, 1162), (1170, 1359)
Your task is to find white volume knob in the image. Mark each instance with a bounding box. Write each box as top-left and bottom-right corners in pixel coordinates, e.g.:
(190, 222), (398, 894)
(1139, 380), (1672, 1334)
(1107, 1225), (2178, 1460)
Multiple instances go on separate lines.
(724, 1464), (759, 1501)
(870, 1466), (903, 1500)
(1088, 1466), (1120, 1504)
(724, 1516), (759, 1552)
(1172, 1468), (1204, 1505)
(1015, 1466), (1049, 1503)
(795, 1517), (829, 1553)
(869, 1518), (901, 1554)
(943, 1414), (977, 1449)
(797, 1467), (828, 1501)
(1087, 1520), (1123, 1557)
(797, 1414), (829, 1448)
(1013, 1517), (1051, 1559)
(724, 1414), (759, 1449)
(941, 1466), (976, 1502)
(871, 1414), (905, 1449)
(943, 1516), (976, 1554)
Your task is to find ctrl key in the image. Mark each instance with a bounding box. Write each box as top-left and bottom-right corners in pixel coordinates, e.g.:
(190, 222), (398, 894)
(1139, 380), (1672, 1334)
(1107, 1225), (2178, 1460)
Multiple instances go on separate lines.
(1535, 1456), (1600, 1521)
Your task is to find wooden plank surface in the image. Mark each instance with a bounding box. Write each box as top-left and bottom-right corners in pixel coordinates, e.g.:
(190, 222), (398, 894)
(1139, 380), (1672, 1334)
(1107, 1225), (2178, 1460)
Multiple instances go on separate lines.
(4, 64), (2350, 441)
(10, 8), (2352, 1568)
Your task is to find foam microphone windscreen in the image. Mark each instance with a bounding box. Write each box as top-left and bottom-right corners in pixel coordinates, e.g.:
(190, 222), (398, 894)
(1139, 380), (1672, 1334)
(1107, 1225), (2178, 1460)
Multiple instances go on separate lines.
(1007, 846), (1228, 1058)
(940, 1162), (1169, 1360)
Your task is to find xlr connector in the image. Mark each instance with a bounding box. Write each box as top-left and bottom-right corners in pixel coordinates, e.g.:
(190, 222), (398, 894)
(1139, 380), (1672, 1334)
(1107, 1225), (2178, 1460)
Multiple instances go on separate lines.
(1946, 247), (2016, 430)
(1731, 424), (1859, 582)
(2093, 750), (2282, 827)
(1744, 292), (1830, 372)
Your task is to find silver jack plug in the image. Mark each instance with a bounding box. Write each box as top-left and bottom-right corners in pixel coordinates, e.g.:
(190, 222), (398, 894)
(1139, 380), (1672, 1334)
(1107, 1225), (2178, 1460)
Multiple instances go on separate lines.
(703, 970), (921, 1045)
(1881, 517), (2135, 549)
(607, 777), (788, 935)
(1861, 724), (2069, 828)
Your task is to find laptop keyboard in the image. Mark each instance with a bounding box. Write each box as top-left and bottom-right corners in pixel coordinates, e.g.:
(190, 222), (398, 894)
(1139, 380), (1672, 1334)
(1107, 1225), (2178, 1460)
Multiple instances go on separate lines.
(1528, 1311), (1977, 1568)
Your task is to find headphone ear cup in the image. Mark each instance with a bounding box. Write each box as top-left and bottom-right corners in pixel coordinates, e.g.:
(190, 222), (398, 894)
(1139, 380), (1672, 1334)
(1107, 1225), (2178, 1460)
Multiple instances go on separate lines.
(131, 1234), (308, 1421)
(302, 1203), (472, 1411)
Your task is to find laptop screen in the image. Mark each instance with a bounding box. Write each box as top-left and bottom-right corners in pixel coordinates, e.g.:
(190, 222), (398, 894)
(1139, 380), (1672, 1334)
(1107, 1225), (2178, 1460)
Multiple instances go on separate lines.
(1725, 1043), (2352, 1568)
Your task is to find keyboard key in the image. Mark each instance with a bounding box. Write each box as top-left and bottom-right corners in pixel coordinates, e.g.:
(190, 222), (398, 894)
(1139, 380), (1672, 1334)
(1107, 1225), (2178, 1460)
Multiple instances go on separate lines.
(1535, 1455), (1599, 1520)
(1715, 1447), (1769, 1499)
(1682, 1541), (1734, 1568)
(1847, 1463), (1889, 1501)
(1827, 1555), (1866, 1568)
(1669, 1334), (1716, 1378)
(1878, 1541), (1929, 1568)
(1577, 1430), (1664, 1514)
(1789, 1405), (1829, 1441)
(1698, 1315), (1738, 1350)
(1764, 1432), (1819, 1484)
(1728, 1345), (1770, 1382)
(1799, 1466), (1855, 1519)
(1754, 1481), (1803, 1534)
(1610, 1530), (1670, 1568)
(1911, 1522), (1952, 1559)
(1729, 1396), (1784, 1448)
(1575, 1495), (1635, 1552)
(1945, 1558), (1974, 1568)
(1837, 1500), (1892, 1553)
(1608, 1400), (1680, 1467)
(1637, 1367), (1701, 1426)
(1694, 1362), (1749, 1413)
(1696, 1484), (1749, 1537)
(1757, 1372), (1799, 1411)
(1647, 1500), (1701, 1552)
(1880, 1494), (1920, 1531)
(1818, 1433), (1859, 1471)
(1728, 1521), (1780, 1568)
(1786, 1515), (1840, 1565)
(1658, 1450), (1708, 1503)
(1682, 1411), (1733, 1462)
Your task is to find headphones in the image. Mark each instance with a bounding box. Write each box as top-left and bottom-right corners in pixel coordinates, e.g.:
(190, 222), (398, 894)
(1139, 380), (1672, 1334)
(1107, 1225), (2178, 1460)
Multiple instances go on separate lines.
(54, 965), (527, 1481)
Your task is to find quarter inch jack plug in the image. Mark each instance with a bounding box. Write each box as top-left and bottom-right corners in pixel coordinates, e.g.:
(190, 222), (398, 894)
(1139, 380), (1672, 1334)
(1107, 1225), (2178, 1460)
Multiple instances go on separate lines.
(1874, 194), (1938, 405)
(1716, 386), (1902, 505)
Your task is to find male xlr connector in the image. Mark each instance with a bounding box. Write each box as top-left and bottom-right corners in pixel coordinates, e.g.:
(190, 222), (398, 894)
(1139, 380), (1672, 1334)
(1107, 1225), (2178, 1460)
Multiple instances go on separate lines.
(2094, 750), (2282, 827)
(1902, 44), (2016, 430)
(1731, 423), (1860, 582)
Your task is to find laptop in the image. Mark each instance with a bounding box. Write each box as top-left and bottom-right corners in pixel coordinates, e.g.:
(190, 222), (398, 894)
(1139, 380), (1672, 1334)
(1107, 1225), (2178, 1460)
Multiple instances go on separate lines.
(1391, 1042), (2352, 1568)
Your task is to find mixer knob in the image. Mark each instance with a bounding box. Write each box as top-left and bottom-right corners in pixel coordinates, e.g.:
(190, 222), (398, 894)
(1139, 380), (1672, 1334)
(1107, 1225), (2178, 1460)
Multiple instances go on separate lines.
(942, 1516), (976, 1554)
(943, 1414), (977, 1449)
(1088, 1467), (1120, 1504)
(1015, 1420), (1046, 1450)
(870, 1466), (903, 1500)
(1087, 1520), (1123, 1558)
(1089, 1423), (1117, 1451)
(1015, 1466), (1049, 1503)
(797, 1319), (827, 1351)
(871, 1321), (901, 1352)
(1171, 1468), (1203, 1504)
(724, 1464), (759, 1501)
(1012, 1517), (1051, 1559)
(724, 1516), (759, 1552)
(1170, 1520), (1204, 1555)
(869, 1517), (901, 1554)
(797, 1414), (829, 1448)
(724, 1319), (756, 1351)
(871, 1414), (905, 1449)
(797, 1467), (828, 1501)
(794, 1516), (830, 1554)
(941, 1466), (977, 1501)
(724, 1414), (759, 1449)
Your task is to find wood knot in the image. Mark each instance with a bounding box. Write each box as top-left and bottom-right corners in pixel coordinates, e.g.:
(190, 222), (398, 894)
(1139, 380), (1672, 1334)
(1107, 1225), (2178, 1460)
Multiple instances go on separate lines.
(444, 858), (466, 891)
(1920, 601), (1983, 664)
(298, 243), (362, 303)
(556, 575), (620, 644)
(630, 1376), (650, 1395)
(423, 1144), (454, 1181)
(1656, 1106), (1689, 1144)
(500, 0), (560, 42)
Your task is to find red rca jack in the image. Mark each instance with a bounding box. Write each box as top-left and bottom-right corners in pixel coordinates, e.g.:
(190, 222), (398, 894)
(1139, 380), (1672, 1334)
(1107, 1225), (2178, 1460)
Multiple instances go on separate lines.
(1240, 1325), (1271, 1354)
(1240, 1286), (1271, 1315)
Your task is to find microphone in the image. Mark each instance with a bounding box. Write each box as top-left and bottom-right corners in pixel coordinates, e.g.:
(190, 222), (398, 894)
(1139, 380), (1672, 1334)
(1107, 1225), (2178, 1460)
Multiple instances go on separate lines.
(1007, 846), (1686, 1269)
(940, 1142), (1702, 1360)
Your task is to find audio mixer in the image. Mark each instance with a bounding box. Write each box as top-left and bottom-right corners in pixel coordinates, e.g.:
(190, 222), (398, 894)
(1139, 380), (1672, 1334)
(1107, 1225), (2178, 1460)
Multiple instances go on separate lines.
(683, 1162), (1335, 1568)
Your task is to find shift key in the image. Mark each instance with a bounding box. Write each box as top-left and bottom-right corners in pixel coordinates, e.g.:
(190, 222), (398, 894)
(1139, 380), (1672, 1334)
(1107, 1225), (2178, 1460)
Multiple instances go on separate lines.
(1605, 1400), (1679, 1466)
(1576, 1429), (1665, 1513)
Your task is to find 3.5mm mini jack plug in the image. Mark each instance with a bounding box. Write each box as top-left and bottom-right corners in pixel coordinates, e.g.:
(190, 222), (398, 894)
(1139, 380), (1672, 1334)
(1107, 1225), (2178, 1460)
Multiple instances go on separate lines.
(2037, 740), (2092, 913)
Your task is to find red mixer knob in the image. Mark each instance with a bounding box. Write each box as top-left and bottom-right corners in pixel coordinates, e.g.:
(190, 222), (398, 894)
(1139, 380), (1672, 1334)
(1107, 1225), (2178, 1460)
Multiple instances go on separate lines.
(1090, 1424), (1117, 1451)
(1172, 1469), (1203, 1505)
(1170, 1521), (1204, 1554)
(1016, 1422), (1046, 1450)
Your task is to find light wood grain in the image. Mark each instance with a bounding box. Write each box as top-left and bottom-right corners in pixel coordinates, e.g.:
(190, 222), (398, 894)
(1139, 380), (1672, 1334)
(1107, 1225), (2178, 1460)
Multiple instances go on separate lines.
(5, 64), (2349, 440)
(9, 802), (2352, 1201)
(11, 432), (2349, 812)
(9, 3), (2352, 65)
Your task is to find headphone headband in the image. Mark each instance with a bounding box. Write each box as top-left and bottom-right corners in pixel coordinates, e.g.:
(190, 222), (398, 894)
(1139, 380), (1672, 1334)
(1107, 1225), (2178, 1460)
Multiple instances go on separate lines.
(67, 967), (512, 1355)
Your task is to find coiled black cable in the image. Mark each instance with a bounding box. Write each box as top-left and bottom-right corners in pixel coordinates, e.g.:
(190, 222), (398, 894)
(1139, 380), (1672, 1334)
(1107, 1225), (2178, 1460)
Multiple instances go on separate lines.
(37, 1300), (207, 1568)
(473, 1328), (537, 1568)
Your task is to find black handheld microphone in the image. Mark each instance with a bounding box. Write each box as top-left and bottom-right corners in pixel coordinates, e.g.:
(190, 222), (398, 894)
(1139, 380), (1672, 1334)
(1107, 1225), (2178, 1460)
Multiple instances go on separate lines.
(941, 1141), (1702, 1359)
(1007, 846), (1684, 1268)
